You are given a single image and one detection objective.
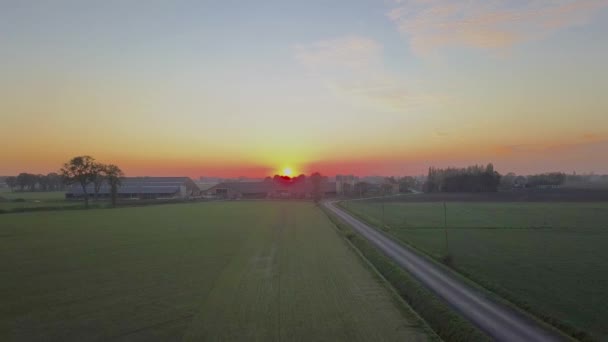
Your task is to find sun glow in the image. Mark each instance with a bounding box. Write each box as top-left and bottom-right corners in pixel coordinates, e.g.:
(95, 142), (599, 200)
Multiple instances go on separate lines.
(282, 167), (293, 177)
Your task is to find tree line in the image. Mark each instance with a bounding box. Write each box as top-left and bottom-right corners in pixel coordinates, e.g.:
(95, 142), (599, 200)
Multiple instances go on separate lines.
(5, 173), (66, 192)
(4, 156), (124, 208)
(424, 163), (501, 193)
(263, 172), (326, 202)
(500, 172), (566, 189)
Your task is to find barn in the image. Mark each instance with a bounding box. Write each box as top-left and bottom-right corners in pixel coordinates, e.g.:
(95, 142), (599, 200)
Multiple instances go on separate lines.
(66, 177), (200, 200)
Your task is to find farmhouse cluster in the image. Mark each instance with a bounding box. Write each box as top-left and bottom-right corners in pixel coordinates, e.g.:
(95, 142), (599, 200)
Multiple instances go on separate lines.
(63, 174), (401, 200)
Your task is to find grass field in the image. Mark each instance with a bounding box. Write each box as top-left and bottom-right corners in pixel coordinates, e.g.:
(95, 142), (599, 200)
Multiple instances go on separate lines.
(0, 191), (80, 211)
(0, 201), (431, 341)
(341, 199), (608, 340)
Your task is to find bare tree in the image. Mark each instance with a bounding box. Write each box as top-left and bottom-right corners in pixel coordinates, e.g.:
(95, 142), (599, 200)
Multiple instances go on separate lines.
(60, 156), (99, 208)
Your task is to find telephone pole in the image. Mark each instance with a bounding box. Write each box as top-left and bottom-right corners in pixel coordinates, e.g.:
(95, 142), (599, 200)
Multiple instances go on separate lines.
(444, 202), (449, 256)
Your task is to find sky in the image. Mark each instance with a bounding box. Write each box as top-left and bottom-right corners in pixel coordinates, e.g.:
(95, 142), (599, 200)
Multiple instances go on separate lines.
(1, 0), (608, 178)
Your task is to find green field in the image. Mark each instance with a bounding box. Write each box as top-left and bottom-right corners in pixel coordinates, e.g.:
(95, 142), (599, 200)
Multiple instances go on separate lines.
(341, 199), (608, 340)
(0, 191), (80, 211)
(0, 201), (430, 341)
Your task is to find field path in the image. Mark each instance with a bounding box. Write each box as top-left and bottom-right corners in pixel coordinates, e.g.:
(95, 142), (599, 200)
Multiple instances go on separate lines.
(324, 200), (569, 342)
(180, 202), (431, 341)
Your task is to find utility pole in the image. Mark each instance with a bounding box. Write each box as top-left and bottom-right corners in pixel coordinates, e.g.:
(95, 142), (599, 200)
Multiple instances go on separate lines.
(444, 201), (449, 256)
(382, 198), (385, 228)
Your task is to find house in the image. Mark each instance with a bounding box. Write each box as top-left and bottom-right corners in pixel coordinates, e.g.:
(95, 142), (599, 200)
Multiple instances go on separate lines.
(205, 180), (337, 199)
(66, 177), (200, 200)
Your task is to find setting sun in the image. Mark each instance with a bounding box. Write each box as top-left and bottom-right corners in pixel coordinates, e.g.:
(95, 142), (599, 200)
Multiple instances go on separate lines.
(283, 167), (293, 177)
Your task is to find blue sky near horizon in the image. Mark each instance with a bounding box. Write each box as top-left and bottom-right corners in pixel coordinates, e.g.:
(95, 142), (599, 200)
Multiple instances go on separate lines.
(1, 0), (608, 177)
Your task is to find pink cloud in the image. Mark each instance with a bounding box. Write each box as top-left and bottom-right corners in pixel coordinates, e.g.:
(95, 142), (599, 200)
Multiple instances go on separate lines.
(388, 0), (608, 56)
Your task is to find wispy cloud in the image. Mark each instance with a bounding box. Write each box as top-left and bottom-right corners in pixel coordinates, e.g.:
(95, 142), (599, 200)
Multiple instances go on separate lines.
(294, 36), (382, 70)
(294, 36), (447, 112)
(494, 137), (608, 156)
(388, 0), (608, 56)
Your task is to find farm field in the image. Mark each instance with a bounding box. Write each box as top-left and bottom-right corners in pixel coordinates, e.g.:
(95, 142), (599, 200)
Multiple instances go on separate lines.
(0, 191), (80, 211)
(341, 199), (608, 340)
(0, 201), (430, 341)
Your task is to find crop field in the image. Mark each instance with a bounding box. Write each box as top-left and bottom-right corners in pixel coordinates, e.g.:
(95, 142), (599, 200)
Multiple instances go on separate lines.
(0, 201), (430, 341)
(341, 198), (608, 340)
(0, 191), (79, 211)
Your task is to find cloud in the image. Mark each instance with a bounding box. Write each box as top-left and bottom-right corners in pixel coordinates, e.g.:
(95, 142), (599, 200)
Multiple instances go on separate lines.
(294, 36), (446, 112)
(388, 0), (608, 56)
(582, 132), (608, 141)
(494, 137), (608, 157)
(294, 36), (382, 70)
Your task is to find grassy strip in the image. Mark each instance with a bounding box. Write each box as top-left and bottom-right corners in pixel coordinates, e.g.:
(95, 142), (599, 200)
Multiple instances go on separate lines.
(324, 210), (442, 342)
(0, 205), (102, 214)
(337, 202), (589, 342)
(0, 199), (218, 215)
(320, 204), (491, 342)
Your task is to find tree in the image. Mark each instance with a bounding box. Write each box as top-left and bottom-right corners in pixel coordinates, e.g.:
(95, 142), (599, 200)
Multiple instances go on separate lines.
(60, 156), (99, 208)
(381, 183), (394, 195)
(104, 164), (124, 207)
(5, 176), (17, 192)
(16, 173), (38, 191)
(354, 182), (369, 197)
(46, 172), (63, 191)
(38, 174), (49, 191)
(423, 164), (501, 193)
(310, 172), (323, 203)
(398, 176), (416, 193)
(92, 163), (107, 200)
(499, 172), (517, 190)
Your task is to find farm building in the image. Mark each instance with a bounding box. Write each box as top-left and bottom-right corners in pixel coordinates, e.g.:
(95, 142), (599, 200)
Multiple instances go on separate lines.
(205, 180), (337, 199)
(66, 177), (200, 200)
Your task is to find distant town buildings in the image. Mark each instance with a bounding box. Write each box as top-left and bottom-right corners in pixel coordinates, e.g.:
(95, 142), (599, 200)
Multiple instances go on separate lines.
(204, 180), (336, 199)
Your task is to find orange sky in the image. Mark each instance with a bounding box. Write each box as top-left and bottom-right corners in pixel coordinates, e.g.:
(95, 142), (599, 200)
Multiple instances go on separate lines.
(1, 1), (608, 178)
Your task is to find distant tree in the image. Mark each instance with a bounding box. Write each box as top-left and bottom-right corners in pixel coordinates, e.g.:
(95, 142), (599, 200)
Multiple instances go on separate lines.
(310, 172), (323, 203)
(526, 172), (566, 188)
(499, 172), (517, 190)
(37, 174), (49, 191)
(60, 156), (99, 208)
(354, 181), (369, 197)
(46, 172), (63, 191)
(424, 163), (501, 193)
(104, 164), (124, 207)
(16, 173), (27, 191)
(5, 176), (17, 192)
(381, 183), (394, 195)
(91, 163), (107, 200)
(424, 167), (441, 192)
(398, 176), (416, 193)
(16, 173), (38, 191)
(294, 174), (307, 183)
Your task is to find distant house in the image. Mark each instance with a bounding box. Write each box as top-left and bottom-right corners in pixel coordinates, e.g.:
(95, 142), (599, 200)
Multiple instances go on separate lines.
(66, 177), (200, 200)
(205, 181), (337, 199)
